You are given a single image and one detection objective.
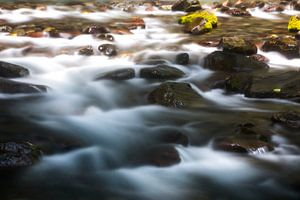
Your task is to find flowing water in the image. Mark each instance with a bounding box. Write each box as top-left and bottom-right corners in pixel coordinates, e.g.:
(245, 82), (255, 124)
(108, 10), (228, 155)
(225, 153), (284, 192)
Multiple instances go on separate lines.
(0, 1), (300, 200)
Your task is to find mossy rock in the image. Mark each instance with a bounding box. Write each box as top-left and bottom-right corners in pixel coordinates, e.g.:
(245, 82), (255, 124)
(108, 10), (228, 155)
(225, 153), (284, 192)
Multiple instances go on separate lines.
(288, 15), (300, 32)
(179, 10), (218, 28)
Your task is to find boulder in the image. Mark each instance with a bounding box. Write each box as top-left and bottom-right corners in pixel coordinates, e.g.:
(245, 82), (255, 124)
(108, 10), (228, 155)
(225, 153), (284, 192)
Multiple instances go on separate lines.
(175, 53), (189, 65)
(271, 111), (300, 129)
(0, 61), (29, 78)
(171, 0), (202, 12)
(261, 35), (300, 59)
(98, 44), (118, 57)
(140, 65), (185, 79)
(78, 46), (94, 56)
(0, 142), (42, 169)
(95, 68), (135, 80)
(148, 82), (204, 108)
(224, 73), (253, 93)
(179, 10), (218, 28)
(159, 130), (189, 146)
(203, 51), (269, 72)
(0, 78), (47, 94)
(183, 18), (213, 35)
(219, 36), (257, 55)
(225, 8), (251, 17)
(288, 15), (300, 32)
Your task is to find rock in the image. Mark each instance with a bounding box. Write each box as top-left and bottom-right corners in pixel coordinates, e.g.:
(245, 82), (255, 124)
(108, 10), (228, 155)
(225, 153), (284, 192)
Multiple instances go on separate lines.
(263, 5), (285, 12)
(219, 6), (230, 13)
(0, 142), (42, 169)
(95, 68), (135, 80)
(78, 46), (94, 56)
(288, 15), (300, 32)
(213, 136), (274, 154)
(225, 8), (251, 17)
(0, 25), (12, 32)
(224, 73), (253, 93)
(172, 0), (202, 12)
(137, 59), (168, 65)
(261, 35), (299, 59)
(96, 34), (114, 41)
(140, 64), (185, 79)
(235, 123), (272, 142)
(245, 71), (300, 102)
(179, 10), (218, 28)
(0, 61), (29, 78)
(0, 78), (47, 94)
(219, 36), (257, 55)
(293, 1), (300, 11)
(212, 2), (222, 9)
(175, 53), (189, 65)
(183, 18), (213, 35)
(253, 1), (265, 8)
(159, 130), (189, 146)
(118, 17), (146, 30)
(203, 51), (269, 72)
(249, 54), (270, 63)
(295, 31), (300, 40)
(98, 44), (118, 57)
(82, 25), (110, 34)
(271, 111), (300, 129)
(148, 82), (204, 108)
(143, 145), (181, 167)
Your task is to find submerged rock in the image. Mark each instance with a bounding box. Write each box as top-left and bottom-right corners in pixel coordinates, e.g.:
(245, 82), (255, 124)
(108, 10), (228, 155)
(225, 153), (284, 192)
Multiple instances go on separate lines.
(0, 142), (42, 169)
(203, 51), (269, 72)
(0, 61), (29, 78)
(140, 65), (185, 79)
(213, 136), (274, 154)
(288, 15), (300, 32)
(272, 111), (300, 129)
(95, 68), (135, 80)
(261, 35), (300, 59)
(0, 78), (47, 94)
(219, 36), (257, 55)
(148, 82), (203, 108)
(98, 44), (118, 57)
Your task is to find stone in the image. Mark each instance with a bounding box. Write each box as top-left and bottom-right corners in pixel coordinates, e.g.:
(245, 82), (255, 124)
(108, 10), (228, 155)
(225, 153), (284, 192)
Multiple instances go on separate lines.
(224, 73), (253, 93)
(148, 82), (204, 108)
(225, 8), (251, 17)
(0, 78), (47, 94)
(82, 25), (110, 34)
(95, 68), (135, 80)
(272, 111), (300, 129)
(98, 44), (118, 57)
(261, 35), (300, 59)
(78, 46), (94, 56)
(96, 34), (114, 41)
(140, 64), (185, 79)
(0, 61), (29, 78)
(203, 51), (269, 72)
(175, 53), (189, 65)
(0, 142), (42, 169)
(219, 36), (257, 55)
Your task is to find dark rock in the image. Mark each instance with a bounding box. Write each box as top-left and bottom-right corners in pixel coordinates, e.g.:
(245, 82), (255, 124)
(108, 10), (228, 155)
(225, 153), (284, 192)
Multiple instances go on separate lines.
(249, 54), (270, 63)
(271, 111), (300, 129)
(261, 35), (300, 59)
(0, 61), (29, 78)
(296, 31), (300, 40)
(245, 71), (300, 102)
(219, 36), (257, 55)
(82, 25), (110, 34)
(224, 73), (253, 93)
(171, 0), (191, 11)
(0, 78), (47, 94)
(98, 44), (118, 57)
(176, 53), (189, 65)
(0, 141), (42, 169)
(253, 1), (265, 8)
(203, 51), (269, 72)
(226, 8), (251, 17)
(263, 5), (285, 12)
(78, 46), (94, 56)
(220, 6), (230, 13)
(143, 145), (181, 167)
(212, 2), (222, 9)
(96, 34), (114, 41)
(159, 131), (189, 146)
(95, 68), (135, 80)
(138, 59), (168, 65)
(140, 64), (185, 79)
(0, 25), (12, 32)
(213, 136), (274, 154)
(148, 82), (204, 108)
(235, 123), (272, 142)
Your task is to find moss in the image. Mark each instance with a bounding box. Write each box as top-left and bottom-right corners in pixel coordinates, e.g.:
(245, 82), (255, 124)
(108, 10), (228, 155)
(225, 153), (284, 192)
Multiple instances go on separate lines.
(179, 10), (218, 28)
(204, 21), (213, 31)
(288, 15), (300, 32)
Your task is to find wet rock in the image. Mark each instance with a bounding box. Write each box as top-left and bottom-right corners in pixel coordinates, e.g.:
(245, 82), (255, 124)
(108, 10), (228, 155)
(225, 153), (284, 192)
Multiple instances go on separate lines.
(82, 25), (110, 34)
(263, 5), (285, 12)
(295, 31), (300, 40)
(117, 17), (146, 30)
(176, 53), (189, 65)
(43, 27), (60, 38)
(213, 136), (274, 154)
(245, 71), (300, 102)
(249, 54), (270, 63)
(137, 59), (168, 65)
(183, 18), (213, 35)
(95, 68), (135, 81)
(143, 145), (181, 167)
(0, 78), (47, 94)
(0, 142), (42, 169)
(212, 2), (222, 9)
(219, 36), (257, 55)
(140, 65), (185, 79)
(271, 111), (300, 129)
(261, 35), (300, 59)
(159, 131), (189, 146)
(288, 15), (300, 32)
(78, 46), (94, 56)
(225, 8), (251, 17)
(96, 34), (114, 41)
(224, 73), (253, 93)
(98, 44), (118, 57)
(172, 0), (202, 12)
(0, 61), (29, 78)
(253, 1), (265, 8)
(293, 1), (300, 11)
(148, 82), (204, 108)
(203, 51), (269, 72)
(235, 123), (272, 142)
(220, 6), (230, 13)
(0, 25), (12, 32)
(179, 10), (218, 28)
